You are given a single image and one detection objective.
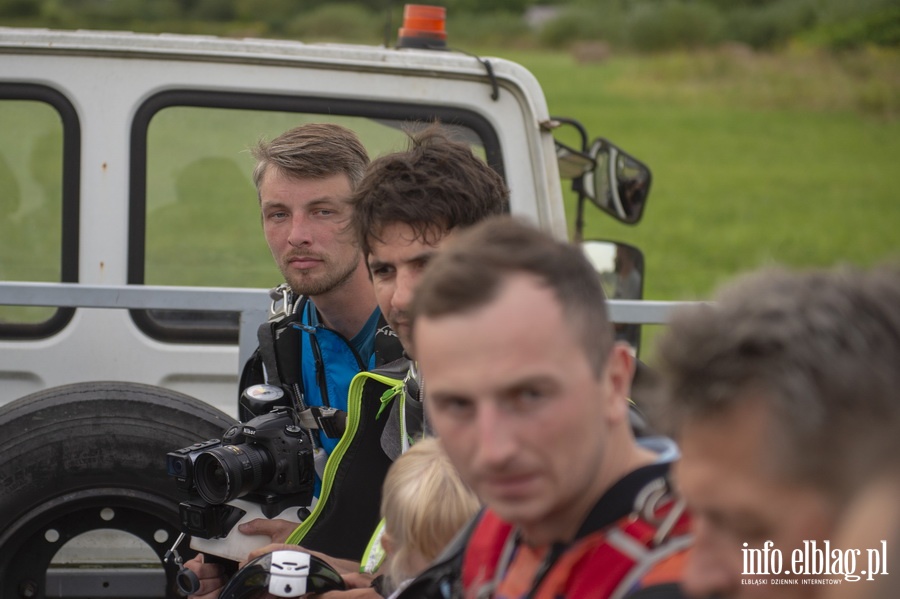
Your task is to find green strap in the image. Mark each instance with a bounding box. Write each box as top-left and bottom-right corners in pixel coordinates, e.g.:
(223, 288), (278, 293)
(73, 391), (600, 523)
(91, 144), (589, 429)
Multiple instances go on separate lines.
(360, 518), (388, 574)
(285, 370), (404, 546)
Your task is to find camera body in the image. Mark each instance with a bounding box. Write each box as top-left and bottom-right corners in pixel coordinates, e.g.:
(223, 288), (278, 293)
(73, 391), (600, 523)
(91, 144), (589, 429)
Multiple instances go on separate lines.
(167, 406), (315, 540)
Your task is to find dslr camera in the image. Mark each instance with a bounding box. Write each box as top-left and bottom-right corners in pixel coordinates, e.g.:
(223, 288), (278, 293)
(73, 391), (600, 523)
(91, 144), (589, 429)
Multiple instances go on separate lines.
(167, 403), (315, 542)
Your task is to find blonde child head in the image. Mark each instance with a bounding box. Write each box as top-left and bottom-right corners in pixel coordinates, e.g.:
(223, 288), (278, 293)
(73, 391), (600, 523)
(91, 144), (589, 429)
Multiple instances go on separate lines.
(380, 436), (480, 588)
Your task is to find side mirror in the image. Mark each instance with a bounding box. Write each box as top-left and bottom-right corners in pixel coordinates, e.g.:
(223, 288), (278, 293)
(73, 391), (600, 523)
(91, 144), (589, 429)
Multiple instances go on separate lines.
(581, 240), (645, 351)
(555, 139), (593, 180)
(585, 138), (651, 225)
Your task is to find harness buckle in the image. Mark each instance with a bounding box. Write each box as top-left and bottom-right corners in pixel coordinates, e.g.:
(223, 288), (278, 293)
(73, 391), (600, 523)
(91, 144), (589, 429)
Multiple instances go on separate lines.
(312, 406), (347, 438)
(268, 283), (294, 320)
(297, 406), (347, 439)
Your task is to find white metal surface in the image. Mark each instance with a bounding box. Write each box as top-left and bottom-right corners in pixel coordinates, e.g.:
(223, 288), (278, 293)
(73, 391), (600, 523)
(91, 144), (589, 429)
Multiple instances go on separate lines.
(0, 28), (566, 415)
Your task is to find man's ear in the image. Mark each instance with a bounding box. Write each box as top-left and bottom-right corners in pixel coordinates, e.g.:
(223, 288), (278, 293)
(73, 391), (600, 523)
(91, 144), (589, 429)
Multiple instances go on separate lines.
(604, 342), (635, 425)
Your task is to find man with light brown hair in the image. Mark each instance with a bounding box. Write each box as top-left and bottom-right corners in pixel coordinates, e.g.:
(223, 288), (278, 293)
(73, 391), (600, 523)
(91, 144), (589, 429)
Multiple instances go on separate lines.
(185, 123), (406, 594)
(242, 123), (403, 454)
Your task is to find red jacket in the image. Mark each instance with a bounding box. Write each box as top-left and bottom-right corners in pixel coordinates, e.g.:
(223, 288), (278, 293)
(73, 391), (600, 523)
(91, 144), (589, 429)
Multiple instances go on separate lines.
(460, 462), (692, 599)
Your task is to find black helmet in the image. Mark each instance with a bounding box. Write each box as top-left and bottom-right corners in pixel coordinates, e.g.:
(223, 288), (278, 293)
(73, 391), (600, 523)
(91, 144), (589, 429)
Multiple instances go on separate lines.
(219, 549), (346, 599)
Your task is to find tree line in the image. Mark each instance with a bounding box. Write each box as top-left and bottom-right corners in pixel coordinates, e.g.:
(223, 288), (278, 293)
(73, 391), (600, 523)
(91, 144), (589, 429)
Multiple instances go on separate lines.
(1, 0), (897, 52)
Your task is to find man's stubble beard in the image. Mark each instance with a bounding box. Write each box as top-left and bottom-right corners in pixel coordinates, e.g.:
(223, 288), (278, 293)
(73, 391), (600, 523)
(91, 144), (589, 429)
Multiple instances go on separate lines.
(283, 251), (361, 298)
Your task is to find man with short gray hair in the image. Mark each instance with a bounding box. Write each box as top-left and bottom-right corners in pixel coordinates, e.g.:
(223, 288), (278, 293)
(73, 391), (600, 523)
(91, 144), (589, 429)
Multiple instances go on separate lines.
(655, 263), (900, 599)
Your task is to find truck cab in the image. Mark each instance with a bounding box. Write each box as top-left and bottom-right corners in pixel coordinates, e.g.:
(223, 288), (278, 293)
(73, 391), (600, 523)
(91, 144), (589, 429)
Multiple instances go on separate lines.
(0, 22), (659, 597)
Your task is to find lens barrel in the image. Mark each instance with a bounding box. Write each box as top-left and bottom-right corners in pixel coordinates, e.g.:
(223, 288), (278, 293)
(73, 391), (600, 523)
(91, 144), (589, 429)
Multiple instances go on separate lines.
(194, 444), (274, 504)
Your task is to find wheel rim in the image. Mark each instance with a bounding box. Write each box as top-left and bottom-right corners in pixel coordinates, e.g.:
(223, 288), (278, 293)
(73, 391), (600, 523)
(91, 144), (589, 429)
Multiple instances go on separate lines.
(0, 487), (186, 599)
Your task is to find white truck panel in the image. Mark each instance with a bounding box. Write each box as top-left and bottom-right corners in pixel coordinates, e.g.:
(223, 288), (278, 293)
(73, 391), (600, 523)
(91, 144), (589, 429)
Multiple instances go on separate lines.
(0, 28), (565, 413)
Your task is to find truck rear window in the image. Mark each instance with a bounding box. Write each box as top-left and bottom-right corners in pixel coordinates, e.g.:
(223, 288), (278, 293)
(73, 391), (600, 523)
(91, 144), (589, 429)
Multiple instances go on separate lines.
(0, 85), (79, 339)
(131, 91), (500, 343)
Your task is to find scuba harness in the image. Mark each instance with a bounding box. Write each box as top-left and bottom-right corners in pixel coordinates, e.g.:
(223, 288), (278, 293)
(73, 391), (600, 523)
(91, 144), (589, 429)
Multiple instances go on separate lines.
(239, 284), (360, 443)
(285, 358), (412, 560)
(239, 283), (408, 560)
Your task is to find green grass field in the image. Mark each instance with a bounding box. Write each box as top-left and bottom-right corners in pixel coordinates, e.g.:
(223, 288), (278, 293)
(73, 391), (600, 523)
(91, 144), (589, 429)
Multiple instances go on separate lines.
(487, 45), (900, 359)
(499, 46), (900, 303)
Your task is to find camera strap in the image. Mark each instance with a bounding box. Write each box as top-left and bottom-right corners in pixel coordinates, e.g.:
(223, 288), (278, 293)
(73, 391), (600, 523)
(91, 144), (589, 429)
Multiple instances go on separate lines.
(257, 294), (308, 399)
(256, 319), (284, 389)
(250, 286), (307, 390)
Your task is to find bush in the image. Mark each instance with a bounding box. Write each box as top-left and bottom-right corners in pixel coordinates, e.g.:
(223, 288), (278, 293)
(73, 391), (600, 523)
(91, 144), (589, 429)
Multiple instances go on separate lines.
(445, 0), (533, 15)
(724, 0), (817, 50)
(810, 7), (900, 50)
(539, 0), (725, 53)
(235, 0), (299, 33)
(447, 10), (533, 48)
(0, 0), (39, 17)
(815, 0), (895, 25)
(538, 5), (625, 49)
(285, 4), (382, 44)
(625, 0), (724, 52)
(190, 0), (236, 22)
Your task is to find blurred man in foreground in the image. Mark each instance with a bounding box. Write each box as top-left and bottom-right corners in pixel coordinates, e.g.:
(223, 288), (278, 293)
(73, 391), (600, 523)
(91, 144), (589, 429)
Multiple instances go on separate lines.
(655, 263), (900, 599)
(405, 216), (691, 598)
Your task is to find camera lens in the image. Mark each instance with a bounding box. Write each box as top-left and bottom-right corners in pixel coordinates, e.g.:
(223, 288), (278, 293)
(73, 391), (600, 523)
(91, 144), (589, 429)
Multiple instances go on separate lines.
(166, 455), (186, 476)
(194, 444), (274, 504)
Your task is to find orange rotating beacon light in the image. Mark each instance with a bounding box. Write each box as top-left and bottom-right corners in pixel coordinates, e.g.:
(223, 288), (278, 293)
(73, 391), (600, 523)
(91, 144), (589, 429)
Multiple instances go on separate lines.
(396, 4), (447, 49)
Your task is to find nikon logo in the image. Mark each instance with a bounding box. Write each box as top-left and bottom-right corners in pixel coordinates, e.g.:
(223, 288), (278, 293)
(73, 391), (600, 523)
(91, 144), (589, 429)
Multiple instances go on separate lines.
(243, 427), (257, 436)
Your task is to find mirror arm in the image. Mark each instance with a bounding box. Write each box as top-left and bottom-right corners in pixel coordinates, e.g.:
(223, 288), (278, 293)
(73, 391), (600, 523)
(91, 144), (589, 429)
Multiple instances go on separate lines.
(574, 192), (586, 243)
(549, 116), (592, 241)
(568, 165), (589, 243)
(607, 145), (624, 219)
(550, 116), (589, 152)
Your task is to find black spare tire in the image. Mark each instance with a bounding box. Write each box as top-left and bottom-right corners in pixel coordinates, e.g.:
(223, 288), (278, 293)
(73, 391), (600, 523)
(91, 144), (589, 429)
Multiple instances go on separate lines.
(0, 381), (237, 599)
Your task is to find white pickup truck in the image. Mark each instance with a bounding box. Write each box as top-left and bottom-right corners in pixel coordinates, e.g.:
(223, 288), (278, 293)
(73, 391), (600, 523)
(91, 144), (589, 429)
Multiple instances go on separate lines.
(0, 21), (672, 598)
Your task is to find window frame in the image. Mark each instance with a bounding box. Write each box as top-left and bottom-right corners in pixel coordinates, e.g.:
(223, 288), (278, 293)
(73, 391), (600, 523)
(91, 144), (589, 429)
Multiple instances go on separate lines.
(0, 83), (80, 340)
(129, 90), (505, 344)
